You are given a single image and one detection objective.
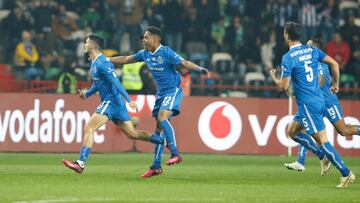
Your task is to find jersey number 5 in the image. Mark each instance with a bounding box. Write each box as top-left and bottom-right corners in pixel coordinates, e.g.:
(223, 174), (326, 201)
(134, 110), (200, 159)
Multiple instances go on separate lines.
(304, 60), (314, 82)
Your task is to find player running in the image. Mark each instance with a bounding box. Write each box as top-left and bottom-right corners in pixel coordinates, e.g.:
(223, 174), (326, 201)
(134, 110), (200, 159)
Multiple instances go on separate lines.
(284, 38), (360, 172)
(109, 26), (209, 178)
(269, 22), (355, 188)
(62, 34), (161, 174)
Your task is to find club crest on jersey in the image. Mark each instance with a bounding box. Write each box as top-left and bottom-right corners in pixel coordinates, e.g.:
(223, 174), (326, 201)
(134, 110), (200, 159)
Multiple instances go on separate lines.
(92, 66), (97, 73)
(157, 56), (163, 64)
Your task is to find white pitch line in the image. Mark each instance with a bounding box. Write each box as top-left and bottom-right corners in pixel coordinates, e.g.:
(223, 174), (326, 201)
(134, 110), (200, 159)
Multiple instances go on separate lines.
(13, 197), (223, 203)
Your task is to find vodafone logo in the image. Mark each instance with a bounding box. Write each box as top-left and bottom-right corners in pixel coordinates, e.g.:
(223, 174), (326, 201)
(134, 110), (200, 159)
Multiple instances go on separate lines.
(198, 101), (242, 151)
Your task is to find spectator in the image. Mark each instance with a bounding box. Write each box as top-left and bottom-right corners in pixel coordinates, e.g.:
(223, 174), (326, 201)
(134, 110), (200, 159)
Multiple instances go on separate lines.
(121, 62), (156, 95)
(225, 16), (245, 57)
(14, 30), (43, 80)
(326, 32), (351, 72)
(299, 0), (317, 42)
(32, 31), (65, 78)
(139, 5), (163, 35)
(161, 0), (185, 52)
(339, 13), (360, 52)
(318, 0), (340, 43)
(113, 0), (144, 52)
(1, 6), (31, 62)
(196, 0), (217, 44)
(32, 0), (52, 33)
(261, 31), (276, 68)
(179, 66), (192, 96)
(210, 16), (226, 52)
(51, 4), (79, 41)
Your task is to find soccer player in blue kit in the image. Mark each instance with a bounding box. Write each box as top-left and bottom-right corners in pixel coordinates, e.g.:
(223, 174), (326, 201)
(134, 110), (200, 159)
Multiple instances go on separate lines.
(110, 26), (209, 178)
(269, 22), (355, 188)
(284, 38), (360, 173)
(62, 34), (159, 173)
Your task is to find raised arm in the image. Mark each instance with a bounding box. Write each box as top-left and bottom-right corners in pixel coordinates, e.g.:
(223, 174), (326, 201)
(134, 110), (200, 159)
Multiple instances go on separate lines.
(269, 69), (291, 90)
(322, 55), (340, 93)
(178, 60), (209, 75)
(84, 82), (97, 98)
(105, 72), (131, 103)
(109, 55), (138, 64)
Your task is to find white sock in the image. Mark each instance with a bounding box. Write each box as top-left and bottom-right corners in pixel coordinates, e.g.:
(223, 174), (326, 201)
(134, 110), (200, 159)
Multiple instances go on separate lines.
(76, 160), (85, 168)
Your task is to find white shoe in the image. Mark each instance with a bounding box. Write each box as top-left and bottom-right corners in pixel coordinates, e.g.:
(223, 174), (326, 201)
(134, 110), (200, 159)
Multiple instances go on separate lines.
(284, 161), (305, 172)
(337, 171), (355, 188)
(320, 156), (331, 176)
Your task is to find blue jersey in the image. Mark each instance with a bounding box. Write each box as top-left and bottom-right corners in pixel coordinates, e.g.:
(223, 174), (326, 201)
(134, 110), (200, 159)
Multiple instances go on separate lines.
(85, 54), (131, 103)
(319, 63), (339, 105)
(282, 44), (327, 105)
(133, 45), (183, 93)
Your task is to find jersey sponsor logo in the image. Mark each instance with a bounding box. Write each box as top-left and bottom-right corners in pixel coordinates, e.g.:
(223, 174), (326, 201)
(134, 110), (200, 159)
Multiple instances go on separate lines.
(289, 47), (313, 57)
(0, 99), (105, 145)
(198, 101), (242, 151)
(148, 66), (164, 71)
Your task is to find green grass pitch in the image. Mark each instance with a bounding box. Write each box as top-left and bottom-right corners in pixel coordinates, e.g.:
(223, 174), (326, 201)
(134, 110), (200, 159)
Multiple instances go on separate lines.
(0, 153), (359, 203)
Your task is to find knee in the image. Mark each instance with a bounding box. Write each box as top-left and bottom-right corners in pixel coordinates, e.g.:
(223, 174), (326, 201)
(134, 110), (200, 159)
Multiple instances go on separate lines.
(287, 128), (297, 139)
(84, 125), (95, 135)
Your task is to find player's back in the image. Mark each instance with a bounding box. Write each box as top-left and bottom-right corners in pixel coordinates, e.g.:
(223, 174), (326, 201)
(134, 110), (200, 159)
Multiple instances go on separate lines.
(134, 45), (182, 94)
(90, 54), (123, 103)
(282, 44), (325, 105)
(319, 63), (339, 105)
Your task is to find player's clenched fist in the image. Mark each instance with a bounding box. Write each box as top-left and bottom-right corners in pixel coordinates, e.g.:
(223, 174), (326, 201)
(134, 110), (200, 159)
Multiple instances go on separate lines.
(76, 89), (86, 100)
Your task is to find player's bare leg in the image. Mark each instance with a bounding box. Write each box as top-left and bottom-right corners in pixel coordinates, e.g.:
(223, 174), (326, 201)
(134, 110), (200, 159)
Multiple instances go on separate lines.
(116, 120), (152, 142)
(63, 113), (108, 173)
(333, 119), (360, 137)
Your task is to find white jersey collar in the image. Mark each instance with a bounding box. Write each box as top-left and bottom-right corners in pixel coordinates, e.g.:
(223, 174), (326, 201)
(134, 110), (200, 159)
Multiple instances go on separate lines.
(151, 44), (162, 54)
(290, 43), (302, 50)
(91, 53), (102, 64)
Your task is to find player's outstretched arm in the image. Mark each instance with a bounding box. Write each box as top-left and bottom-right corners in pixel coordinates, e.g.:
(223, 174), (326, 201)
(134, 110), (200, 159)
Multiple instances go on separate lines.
(322, 55), (340, 93)
(109, 55), (137, 64)
(80, 83), (97, 100)
(179, 60), (209, 76)
(269, 68), (290, 90)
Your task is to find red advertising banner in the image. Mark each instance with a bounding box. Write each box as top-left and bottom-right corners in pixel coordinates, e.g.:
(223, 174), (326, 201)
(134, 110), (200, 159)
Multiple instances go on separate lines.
(0, 93), (359, 156)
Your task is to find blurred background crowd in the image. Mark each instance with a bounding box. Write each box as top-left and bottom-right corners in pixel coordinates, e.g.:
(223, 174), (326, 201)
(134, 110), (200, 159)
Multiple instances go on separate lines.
(0, 0), (359, 98)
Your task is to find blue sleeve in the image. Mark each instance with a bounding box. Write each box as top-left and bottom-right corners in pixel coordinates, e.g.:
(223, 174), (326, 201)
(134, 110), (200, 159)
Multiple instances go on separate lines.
(85, 82), (97, 98)
(281, 55), (292, 78)
(316, 47), (327, 61)
(167, 48), (184, 66)
(133, 49), (145, 62)
(318, 63), (324, 75)
(99, 62), (132, 102)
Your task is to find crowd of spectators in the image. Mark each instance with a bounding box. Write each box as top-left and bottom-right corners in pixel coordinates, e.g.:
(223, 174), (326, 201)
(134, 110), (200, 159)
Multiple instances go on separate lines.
(0, 0), (359, 97)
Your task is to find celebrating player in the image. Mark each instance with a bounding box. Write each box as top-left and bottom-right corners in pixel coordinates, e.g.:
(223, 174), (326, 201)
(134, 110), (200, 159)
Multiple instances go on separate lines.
(109, 26), (209, 178)
(269, 22), (355, 188)
(62, 34), (161, 174)
(284, 37), (360, 172)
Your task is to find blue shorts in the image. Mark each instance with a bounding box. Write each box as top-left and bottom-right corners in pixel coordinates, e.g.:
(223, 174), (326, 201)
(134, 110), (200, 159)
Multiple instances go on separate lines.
(152, 87), (183, 118)
(95, 99), (131, 124)
(293, 101), (326, 135)
(324, 103), (343, 124)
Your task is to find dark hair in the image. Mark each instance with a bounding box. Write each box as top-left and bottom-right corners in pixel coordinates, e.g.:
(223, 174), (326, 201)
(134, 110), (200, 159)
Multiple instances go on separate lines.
(309, 37), (323, 50)
(284, 21), (302, 41)
(146, 26), (162, 39)
(87, 34), (104, 50)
